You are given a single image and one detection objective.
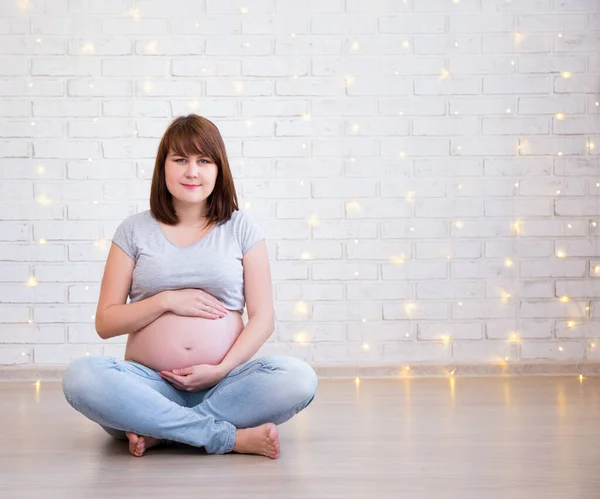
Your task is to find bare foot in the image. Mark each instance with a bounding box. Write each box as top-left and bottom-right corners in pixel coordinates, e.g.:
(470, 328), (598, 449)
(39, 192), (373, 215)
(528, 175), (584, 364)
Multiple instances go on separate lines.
(233, 423), (280, 459)
(125, 432), (162, 457)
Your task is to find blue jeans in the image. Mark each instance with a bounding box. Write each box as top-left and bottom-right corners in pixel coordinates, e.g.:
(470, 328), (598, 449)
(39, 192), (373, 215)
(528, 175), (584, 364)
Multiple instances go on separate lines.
(62, 355), (318, 455)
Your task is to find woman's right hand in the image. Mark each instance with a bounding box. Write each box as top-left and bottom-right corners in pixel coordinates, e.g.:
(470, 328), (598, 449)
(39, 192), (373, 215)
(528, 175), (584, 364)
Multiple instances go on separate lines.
(163, 289), (228, 319)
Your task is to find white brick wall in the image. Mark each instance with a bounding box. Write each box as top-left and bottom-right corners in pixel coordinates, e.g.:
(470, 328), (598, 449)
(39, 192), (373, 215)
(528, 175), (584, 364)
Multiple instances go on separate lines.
(1, 0), (600, 367)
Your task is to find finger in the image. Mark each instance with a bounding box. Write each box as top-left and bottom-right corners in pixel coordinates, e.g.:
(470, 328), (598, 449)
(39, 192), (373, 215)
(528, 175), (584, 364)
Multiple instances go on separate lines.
(160, 371), (184, 384)
(160, 374), (187, 390)
(172, 368), (192, 375)
(204, 302), (227, 315)
(198, 307), (222, 319)
(205, 298), (228, 314)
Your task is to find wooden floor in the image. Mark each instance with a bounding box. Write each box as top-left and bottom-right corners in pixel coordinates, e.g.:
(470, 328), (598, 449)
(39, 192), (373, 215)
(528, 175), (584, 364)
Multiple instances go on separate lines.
(1, 376), (599, 499)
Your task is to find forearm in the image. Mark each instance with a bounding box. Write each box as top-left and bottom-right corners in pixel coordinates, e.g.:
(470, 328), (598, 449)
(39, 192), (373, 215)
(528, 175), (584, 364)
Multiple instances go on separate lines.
(95, 291), (170, 340)
(219, 316), (275, 374)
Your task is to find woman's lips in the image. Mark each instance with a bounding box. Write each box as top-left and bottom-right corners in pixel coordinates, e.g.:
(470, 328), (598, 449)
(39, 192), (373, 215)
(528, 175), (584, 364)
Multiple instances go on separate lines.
(182, 184), (201, 190)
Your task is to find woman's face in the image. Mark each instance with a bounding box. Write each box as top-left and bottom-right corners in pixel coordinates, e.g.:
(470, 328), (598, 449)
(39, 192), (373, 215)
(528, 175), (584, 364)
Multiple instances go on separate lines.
(164, 150), (219, 208)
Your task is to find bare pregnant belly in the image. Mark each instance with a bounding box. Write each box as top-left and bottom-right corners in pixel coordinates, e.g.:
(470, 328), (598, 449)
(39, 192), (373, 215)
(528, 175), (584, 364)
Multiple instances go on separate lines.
(124, 311), (244, 372)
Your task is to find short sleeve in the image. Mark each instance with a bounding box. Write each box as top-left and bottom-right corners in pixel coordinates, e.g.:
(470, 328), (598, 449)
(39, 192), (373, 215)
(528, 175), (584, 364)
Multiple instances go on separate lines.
(237, 210), (264, 255)
(112, 216), (136, 260)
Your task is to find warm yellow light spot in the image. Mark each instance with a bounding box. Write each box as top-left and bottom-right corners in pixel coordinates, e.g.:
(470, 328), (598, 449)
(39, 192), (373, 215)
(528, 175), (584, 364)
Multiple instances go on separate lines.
(555, 113), (565, 120)
(142, 81), (153, 93)
(82, 42), (95, 55)
(306, 215), (319, 227)
(455, 221), (464, 229)
(561, 72), (572, 78)
(344, 75), (355, 87)
(26, 276), (38, 287)
(505, 258), (513, 267)
(441, 335), (451, 345)
(351, 41), (360, 50)
(594, 265), (600, 273)
(38, 239), (47, 245)
(294, 302), (308, 315)
(398, 151), (406, 159)
(346, 201), (361, 212)
(406, 191), (415, 202)
(402, 40), (410, 49)
(36, 193), (52, 205)
(510, 332), (519, 342)
(240, 6), (249, 13)
(560, 296), (570, 303)
(558, 346), (564, 352)
(294, 332), (308, 343)
(441, 68), (450, 78)
(299, 252), (311, 260)
(556, 251), (566, 258)
(362, 343), (370, 351)
(93, 238), (108, 250)
(355, 376), (360, 384)
(300, 113), (311, 121)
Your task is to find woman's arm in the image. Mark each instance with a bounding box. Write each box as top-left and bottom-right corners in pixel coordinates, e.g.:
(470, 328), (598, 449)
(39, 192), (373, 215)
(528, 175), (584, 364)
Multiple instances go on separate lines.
(218, 240), (275, 373)
(96, 291), (170, 340)
(95, 242), (171, 340)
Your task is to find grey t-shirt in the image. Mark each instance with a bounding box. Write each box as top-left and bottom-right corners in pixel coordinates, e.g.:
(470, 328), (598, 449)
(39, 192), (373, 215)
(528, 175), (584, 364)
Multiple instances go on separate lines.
(111, 209), (264, 314)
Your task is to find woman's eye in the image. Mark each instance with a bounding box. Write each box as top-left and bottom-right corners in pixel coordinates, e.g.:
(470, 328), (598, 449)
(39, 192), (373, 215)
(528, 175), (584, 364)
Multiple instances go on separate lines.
(175, 158), (208, 164)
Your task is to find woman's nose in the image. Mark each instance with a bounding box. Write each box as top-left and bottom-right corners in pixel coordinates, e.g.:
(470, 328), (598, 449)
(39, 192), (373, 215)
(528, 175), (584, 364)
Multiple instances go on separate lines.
(186, 164), (199, 177)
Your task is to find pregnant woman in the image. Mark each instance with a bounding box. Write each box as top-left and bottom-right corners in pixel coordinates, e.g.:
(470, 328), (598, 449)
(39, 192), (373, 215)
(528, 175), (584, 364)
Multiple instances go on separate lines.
(62, 114), (318, 459)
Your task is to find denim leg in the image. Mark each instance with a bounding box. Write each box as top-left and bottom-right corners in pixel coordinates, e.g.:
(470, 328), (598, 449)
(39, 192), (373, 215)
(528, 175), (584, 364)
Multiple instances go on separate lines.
(62, 356), (236, 454)
(187, 355), (318, 429)
(90, 359), (187, 441)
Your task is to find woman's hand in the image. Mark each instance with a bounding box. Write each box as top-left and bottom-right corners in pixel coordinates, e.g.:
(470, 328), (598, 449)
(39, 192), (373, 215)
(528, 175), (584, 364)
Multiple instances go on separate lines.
(164, 289), (228, 319)
(159, 364), (228, 391)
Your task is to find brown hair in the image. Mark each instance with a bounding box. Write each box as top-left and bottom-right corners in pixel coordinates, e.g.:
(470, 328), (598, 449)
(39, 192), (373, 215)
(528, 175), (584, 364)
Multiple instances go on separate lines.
(149, 114), (239, 228)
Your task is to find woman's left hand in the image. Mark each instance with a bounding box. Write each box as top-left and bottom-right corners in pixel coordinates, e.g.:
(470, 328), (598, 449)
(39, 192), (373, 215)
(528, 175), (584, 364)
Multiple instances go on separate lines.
(160, 364), (227, 392)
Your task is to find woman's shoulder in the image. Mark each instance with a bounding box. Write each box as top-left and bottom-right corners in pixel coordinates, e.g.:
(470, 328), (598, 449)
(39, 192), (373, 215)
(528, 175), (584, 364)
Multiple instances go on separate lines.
(115, 210), (153, 235)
